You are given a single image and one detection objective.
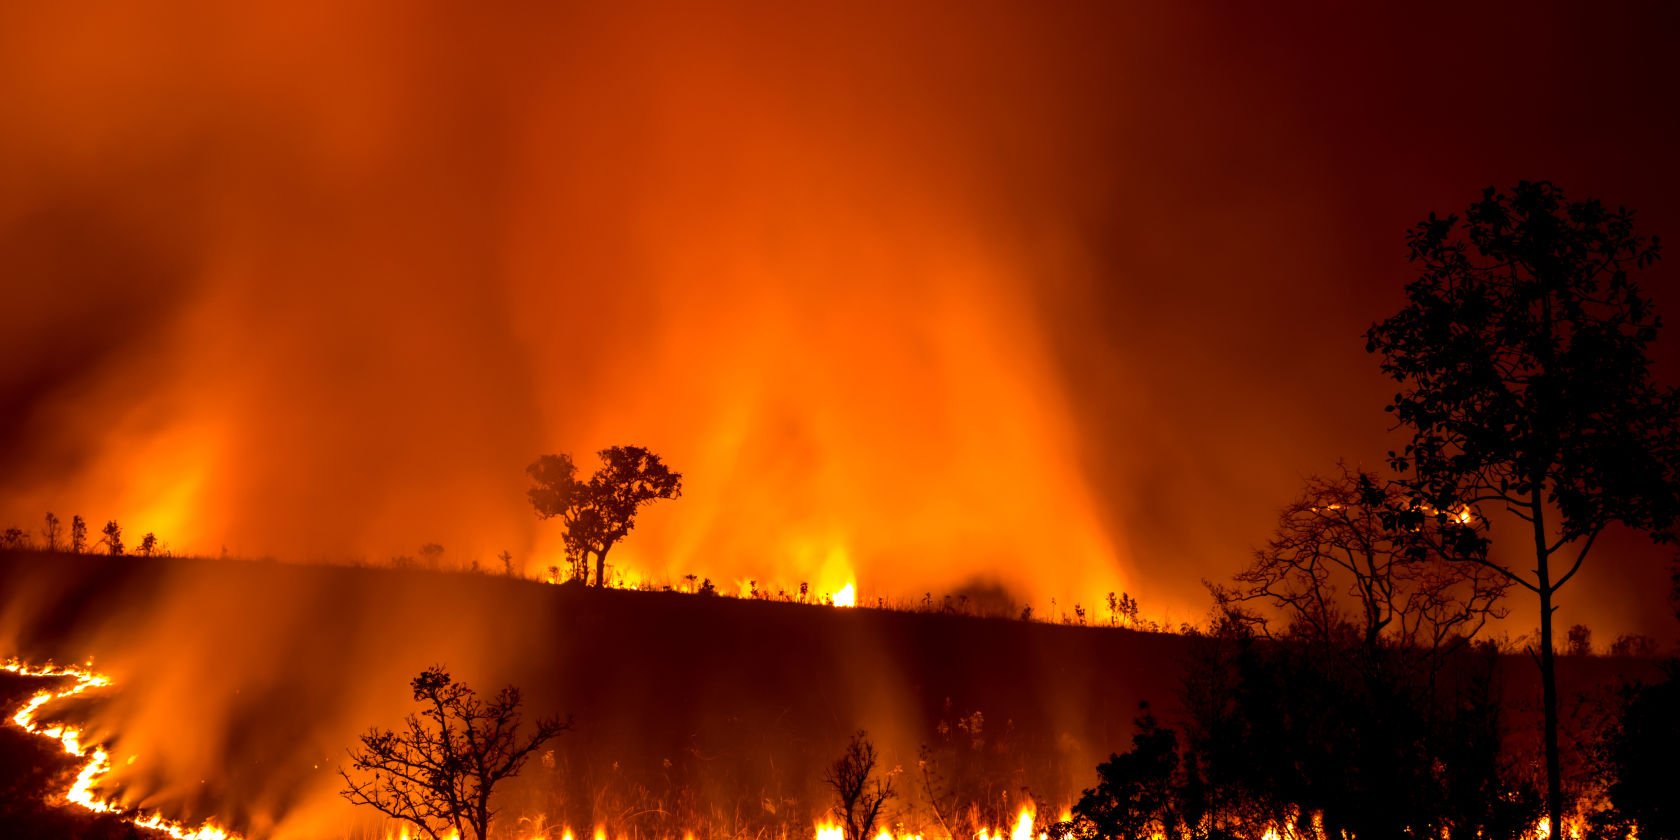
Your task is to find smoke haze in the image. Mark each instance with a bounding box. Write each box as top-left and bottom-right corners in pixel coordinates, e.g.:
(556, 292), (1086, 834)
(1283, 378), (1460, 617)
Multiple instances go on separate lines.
(4, 1), (1680, 634)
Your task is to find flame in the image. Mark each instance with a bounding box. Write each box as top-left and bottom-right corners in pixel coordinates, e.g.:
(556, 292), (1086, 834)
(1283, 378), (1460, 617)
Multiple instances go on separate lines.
(1011, 805), (1038, 840)
(1251, 807), (1327, 840)
(832, 582), (857, 608)
(3, 658), (239, 840)
(972, 805), (1043, 840)
(1529, 814), (1592, 840)
(25, 651), (1553, 840)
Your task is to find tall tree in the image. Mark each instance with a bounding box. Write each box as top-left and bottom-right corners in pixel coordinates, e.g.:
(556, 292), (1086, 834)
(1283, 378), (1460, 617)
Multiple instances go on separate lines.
(527, 446), (682, 588)
(42, 512), (60, 552)
(1366, 181), (1680, 836)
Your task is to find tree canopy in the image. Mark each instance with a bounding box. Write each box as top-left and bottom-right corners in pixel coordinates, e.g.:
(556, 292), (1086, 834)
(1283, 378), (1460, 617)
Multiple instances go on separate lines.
(340, 667), (569, 840)
(1365, 180), (1680, 837)
(527, 446), (682, 587)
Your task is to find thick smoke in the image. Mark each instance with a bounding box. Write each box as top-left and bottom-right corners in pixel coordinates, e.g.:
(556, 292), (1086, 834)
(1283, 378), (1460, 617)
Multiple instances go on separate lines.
(5, 3), (1680, 839)
(4, 3), (1680, 636)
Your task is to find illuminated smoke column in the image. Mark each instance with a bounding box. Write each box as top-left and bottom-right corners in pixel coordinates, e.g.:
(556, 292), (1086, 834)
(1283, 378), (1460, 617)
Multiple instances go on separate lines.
(0, 3), (1142, 614)
(5, 2), (1680, 629)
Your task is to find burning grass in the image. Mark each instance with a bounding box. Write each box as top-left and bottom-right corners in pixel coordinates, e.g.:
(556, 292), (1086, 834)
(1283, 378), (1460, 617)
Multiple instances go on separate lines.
(0, 551), (1661, 839)
(4, 658), (237, 839)
(0, 550), (1184, 839)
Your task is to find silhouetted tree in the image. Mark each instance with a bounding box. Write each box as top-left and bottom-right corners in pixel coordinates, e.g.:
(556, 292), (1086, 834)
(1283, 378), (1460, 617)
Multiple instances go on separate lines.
(1194, 465), (1528, 837)
(1592, 662), (1680, 838)
(340, 666), (570, 840)
(527, 447), (682, 588)
(1366, 181), (1680, 836)
(0, 528), (27, 550)
(1216, 464), (1505, 658)
(1588, 565), (1680, 838)
(1064, 703), (1200, 840)
(825, 730), (894, 840)
(418, 542), (444, 570)
(1566, 624), (1593, 657)
(1106, 592), (1141, 628)
(69, 515), (86, 554)
(135, 533), (159, 558)
(1608, 634), (1657, 658)
(42, 512), (60, 552)
(100, 520), (122, 556)
(1180, 615), (1532, 839)
(497, 550), (514, 576)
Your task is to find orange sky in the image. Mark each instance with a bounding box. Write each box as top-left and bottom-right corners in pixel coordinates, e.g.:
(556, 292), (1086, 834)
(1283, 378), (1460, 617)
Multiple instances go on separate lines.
(3, 1), (1679, 636)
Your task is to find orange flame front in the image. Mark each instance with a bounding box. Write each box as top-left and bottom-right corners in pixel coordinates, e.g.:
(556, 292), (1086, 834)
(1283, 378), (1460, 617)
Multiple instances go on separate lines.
(4, 658), (239, 840)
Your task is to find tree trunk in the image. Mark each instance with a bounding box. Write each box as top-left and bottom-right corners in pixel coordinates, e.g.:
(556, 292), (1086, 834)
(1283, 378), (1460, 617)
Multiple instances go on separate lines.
(595, 546), (609, 588)
(1532, 487), (1563, 840)
(473, 780), (492, 840)
(1539, 580), (1562, 840)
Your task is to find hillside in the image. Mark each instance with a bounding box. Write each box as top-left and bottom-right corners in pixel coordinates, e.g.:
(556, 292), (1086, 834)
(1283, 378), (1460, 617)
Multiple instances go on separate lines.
(0, 551), (1190, 837)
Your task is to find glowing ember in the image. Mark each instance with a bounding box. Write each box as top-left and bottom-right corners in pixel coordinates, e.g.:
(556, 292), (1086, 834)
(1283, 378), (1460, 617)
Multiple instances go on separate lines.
(3, 658), (240, 840)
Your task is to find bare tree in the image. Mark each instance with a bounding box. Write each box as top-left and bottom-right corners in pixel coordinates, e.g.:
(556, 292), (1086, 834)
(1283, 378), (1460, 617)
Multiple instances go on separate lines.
(0, 528), (28, 550)
(825, 730), (894, 840)
(340, 666), (570, 840)
(136, 533), (159, 558)
(527, 446), (682, 588)
(1216, 465), (1506, 663)
(42, 512), (60, 552)
(497, 550), (514, 576)
(70, 515), (86, 554)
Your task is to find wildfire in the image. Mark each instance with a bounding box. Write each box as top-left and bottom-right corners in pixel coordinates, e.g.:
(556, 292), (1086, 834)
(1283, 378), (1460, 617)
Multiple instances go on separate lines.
(1529, 814), (1591, 840)
(832, 582), (857, 608)
(3, 658), (241, 840)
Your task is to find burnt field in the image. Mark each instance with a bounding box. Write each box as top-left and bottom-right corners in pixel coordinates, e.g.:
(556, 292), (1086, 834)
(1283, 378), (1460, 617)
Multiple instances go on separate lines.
(0, 550), (1188, 838)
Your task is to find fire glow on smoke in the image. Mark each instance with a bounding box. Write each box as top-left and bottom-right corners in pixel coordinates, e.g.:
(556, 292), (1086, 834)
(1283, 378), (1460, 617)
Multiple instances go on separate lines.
(4, 658), (236, 840)
(6, 655), (1590, 840)
(4, 656), (1066, 840)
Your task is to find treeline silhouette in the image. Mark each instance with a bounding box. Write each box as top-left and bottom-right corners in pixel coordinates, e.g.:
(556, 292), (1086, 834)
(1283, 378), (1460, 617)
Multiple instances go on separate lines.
(0, 511), (166, 558)
(1056, 181), (1680, 839)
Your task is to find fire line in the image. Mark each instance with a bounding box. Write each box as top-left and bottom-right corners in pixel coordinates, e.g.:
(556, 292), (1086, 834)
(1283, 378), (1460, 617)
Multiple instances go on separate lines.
(3, 657), (241, 840)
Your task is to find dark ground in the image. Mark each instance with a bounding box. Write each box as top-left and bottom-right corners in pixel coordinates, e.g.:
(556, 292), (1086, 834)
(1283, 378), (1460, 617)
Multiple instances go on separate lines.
(0, 550), (1664, 838)
(0, 550), (1189, 837)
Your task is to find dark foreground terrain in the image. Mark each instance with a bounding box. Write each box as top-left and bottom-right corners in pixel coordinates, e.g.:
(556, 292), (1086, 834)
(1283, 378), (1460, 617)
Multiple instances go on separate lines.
(0, 551), (1189, 838)
(0, 551), (1662, 838)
